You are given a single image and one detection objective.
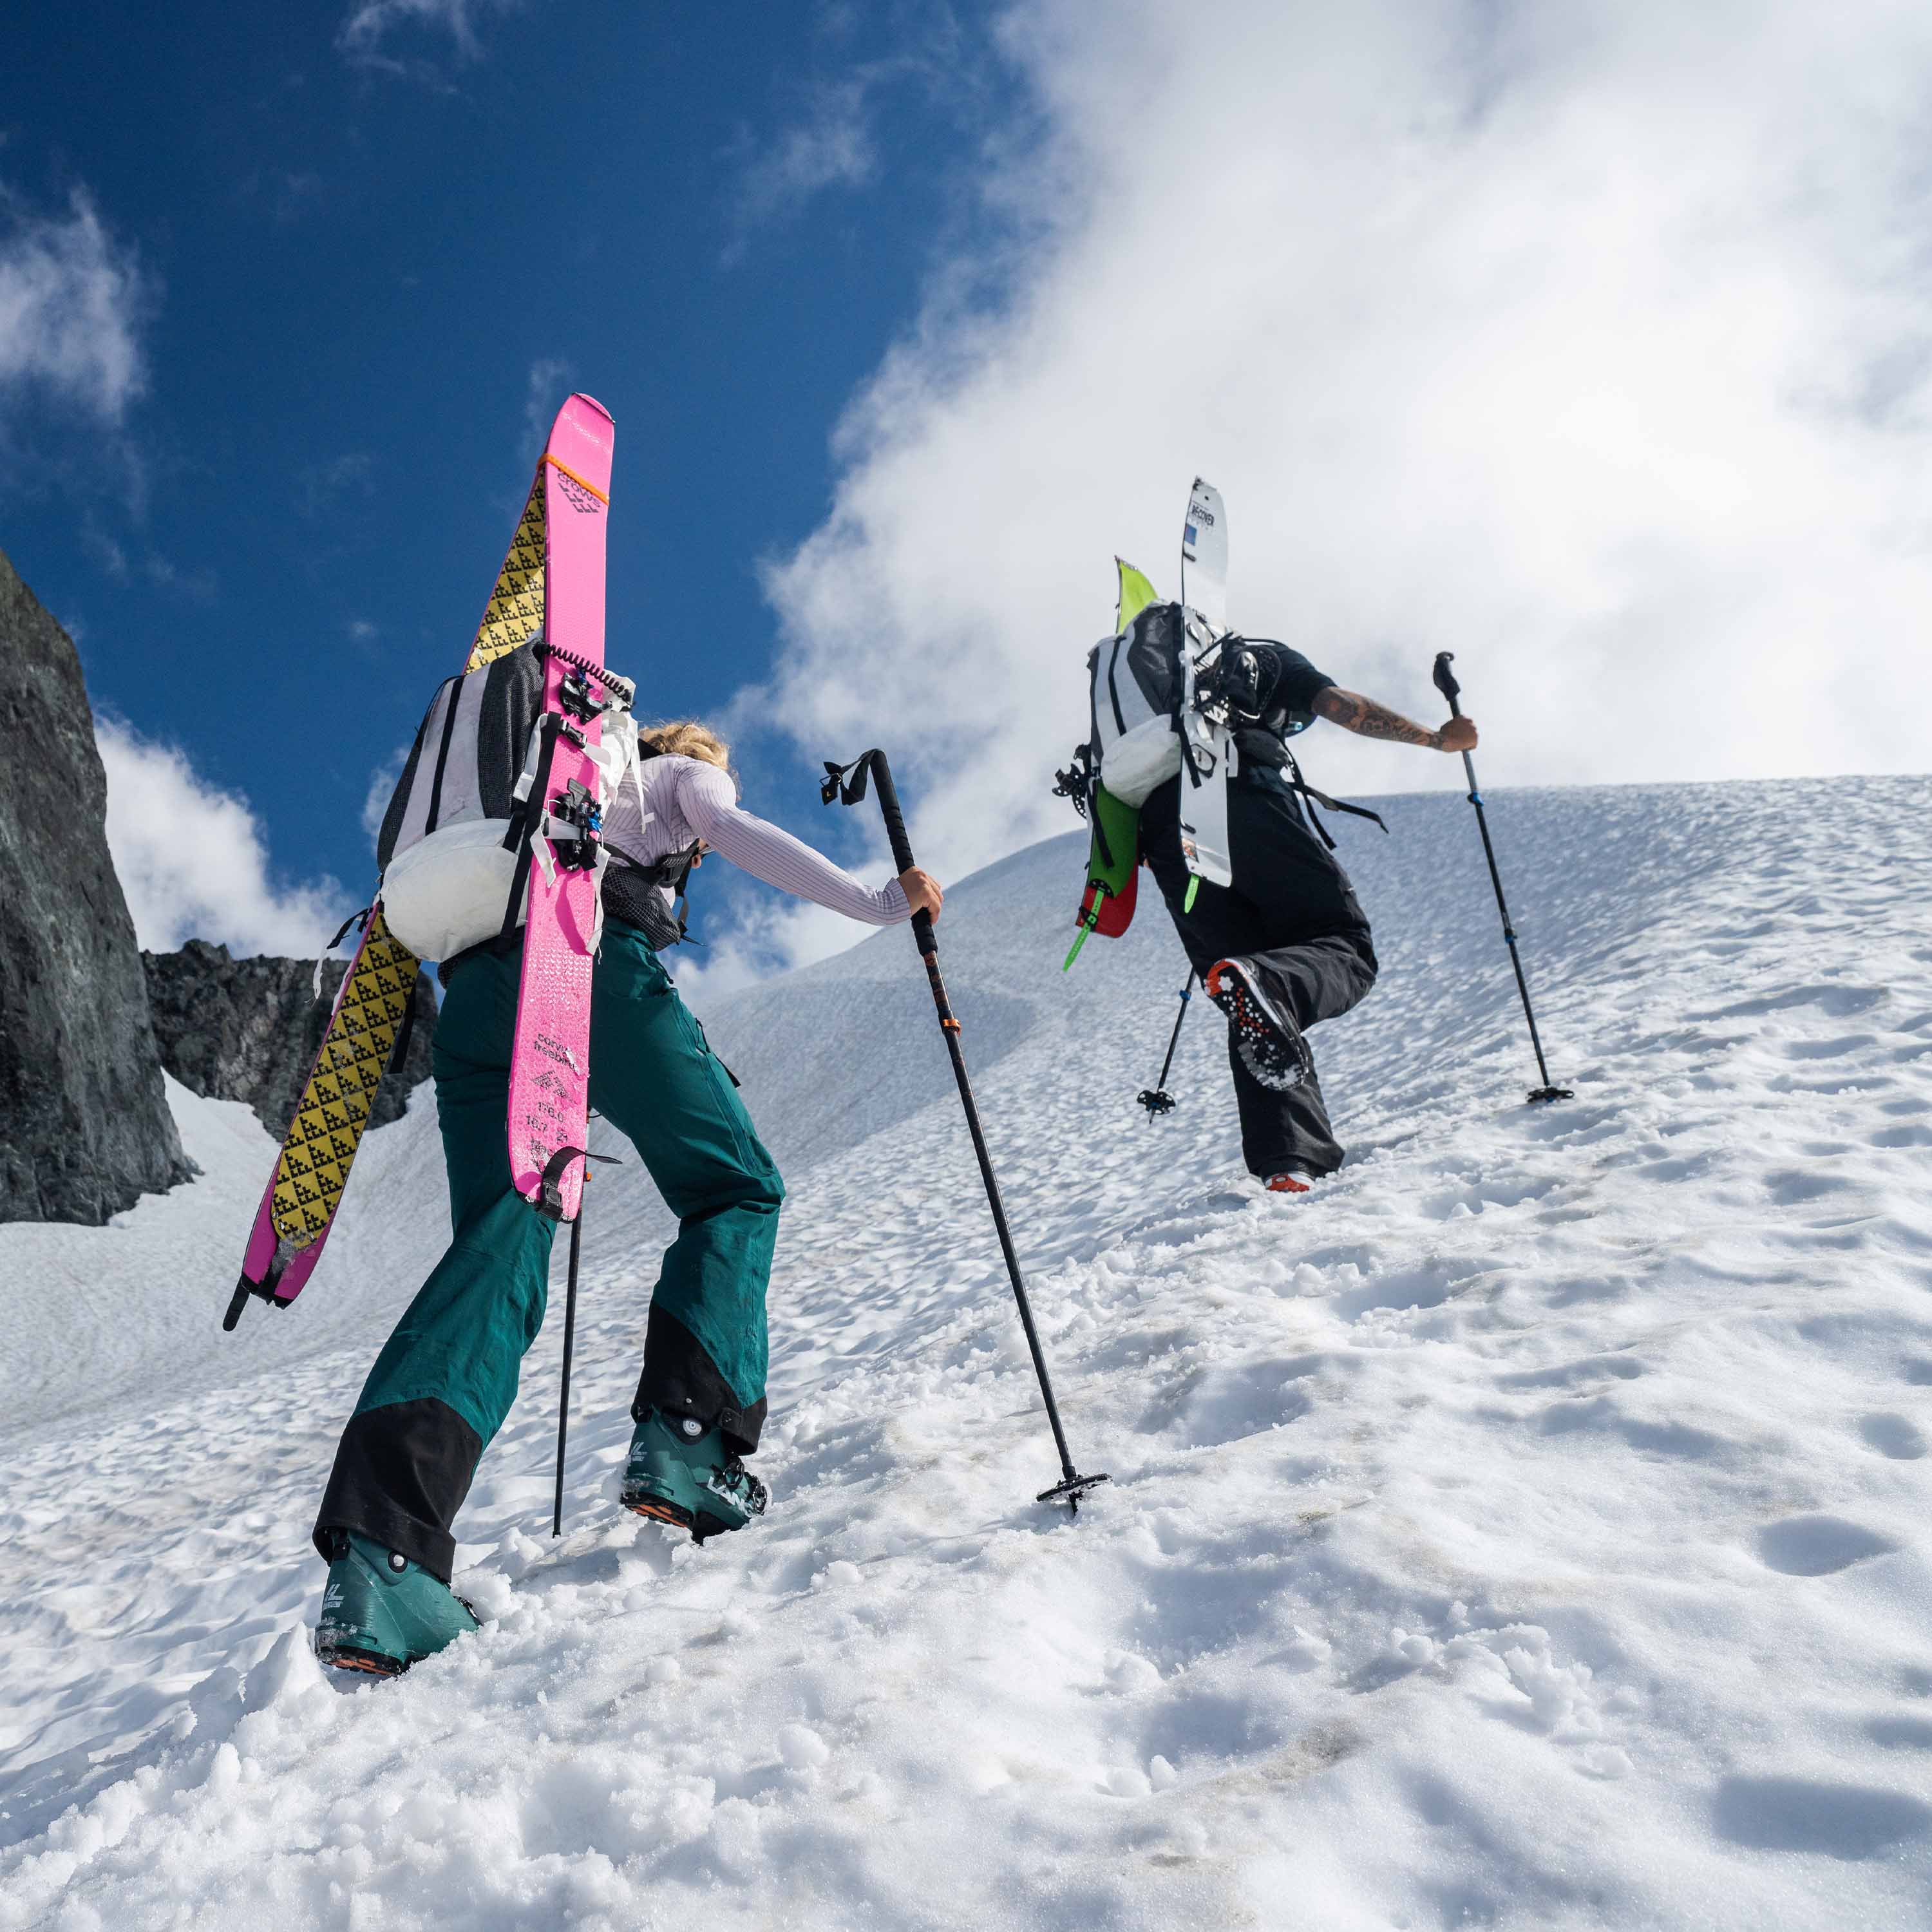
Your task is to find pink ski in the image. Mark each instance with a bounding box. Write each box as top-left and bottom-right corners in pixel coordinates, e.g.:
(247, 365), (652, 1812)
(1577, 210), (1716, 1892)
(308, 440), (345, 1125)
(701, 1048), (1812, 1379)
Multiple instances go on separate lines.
(225, 398), (603, 1328)
(506, 395), (614, 1222)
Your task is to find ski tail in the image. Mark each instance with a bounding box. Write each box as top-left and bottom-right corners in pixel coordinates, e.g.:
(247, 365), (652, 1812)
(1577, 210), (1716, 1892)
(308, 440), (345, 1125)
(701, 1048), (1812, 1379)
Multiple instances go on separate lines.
(227, 907), (422, 1325)
(1115, 556), (1159, 632)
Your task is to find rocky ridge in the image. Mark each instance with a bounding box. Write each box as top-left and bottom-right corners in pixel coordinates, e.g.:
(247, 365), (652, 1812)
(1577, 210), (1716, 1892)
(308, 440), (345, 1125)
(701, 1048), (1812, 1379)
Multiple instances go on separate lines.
(142, 940), (437, 1139)
(0, 547), (191, 1224)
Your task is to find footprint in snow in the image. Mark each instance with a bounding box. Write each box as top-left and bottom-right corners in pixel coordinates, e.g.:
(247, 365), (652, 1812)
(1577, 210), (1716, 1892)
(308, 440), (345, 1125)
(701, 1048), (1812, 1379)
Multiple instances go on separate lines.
(1713, 1776), (1932, 1860)
(1856, 1412), (1927, 1459)
(1866, 1713), (1932, 1750)
(1755, 1515), (1897, 1577)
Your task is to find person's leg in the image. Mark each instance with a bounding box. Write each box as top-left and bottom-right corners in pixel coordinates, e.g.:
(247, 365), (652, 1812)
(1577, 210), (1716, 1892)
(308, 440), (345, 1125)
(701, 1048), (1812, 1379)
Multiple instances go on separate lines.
(312, 944), (554, 1584)
(1142, 774), (1375, 1179)
(1225, 771), (1379, 1033)
(586, 927), (784, 1457)
(1143, 777), (1316, 1174)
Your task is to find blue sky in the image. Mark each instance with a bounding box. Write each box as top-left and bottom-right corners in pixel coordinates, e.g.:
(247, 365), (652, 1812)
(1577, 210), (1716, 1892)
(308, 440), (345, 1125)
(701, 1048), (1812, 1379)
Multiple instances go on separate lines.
(8, 2), (1930, 987)
(4, 0), (1022, 963)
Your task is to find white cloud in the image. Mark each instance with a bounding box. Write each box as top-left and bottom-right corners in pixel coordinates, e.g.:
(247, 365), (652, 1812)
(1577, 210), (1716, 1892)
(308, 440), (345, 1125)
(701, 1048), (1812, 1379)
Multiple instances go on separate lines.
(732, 78), (880, 241)
(300, 450), (375, 518)
(98, 718), (349, 957)
(753, 0), (1932, 905)
(523, 356), (573, 464)
(361, 744), (408, 850)
(0, 186), (148, 421)
(338, 0), (517, 69)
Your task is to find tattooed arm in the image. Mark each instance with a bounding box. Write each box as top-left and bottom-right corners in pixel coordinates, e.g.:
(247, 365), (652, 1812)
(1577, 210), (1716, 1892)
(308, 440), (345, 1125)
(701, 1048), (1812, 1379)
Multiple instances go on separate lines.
(1312, 685), (1478, 753)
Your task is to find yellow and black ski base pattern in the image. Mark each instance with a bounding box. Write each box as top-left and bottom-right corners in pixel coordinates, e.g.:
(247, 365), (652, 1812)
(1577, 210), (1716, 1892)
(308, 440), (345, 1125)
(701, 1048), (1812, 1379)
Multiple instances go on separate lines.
(467, 469), (547, 672)
(256, 470), (553, 1256)
(269, 906), (420, 1245)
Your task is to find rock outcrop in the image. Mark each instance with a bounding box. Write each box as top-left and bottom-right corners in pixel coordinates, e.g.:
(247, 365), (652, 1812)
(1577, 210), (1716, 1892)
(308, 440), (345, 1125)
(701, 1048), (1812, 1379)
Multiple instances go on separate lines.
(0, 547), (193, 1224)
(143, 940), (437, 1139)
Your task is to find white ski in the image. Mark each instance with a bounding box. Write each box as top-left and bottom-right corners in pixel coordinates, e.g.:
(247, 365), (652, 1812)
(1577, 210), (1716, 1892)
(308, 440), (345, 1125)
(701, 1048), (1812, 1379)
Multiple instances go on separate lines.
(1176, 477), (1234, 891)
(1180, 476), (1228, 634)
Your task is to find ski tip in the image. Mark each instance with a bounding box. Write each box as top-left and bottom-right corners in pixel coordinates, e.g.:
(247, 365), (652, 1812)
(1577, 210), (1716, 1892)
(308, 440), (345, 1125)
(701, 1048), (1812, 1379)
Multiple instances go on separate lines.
(569, 392), (613, 422)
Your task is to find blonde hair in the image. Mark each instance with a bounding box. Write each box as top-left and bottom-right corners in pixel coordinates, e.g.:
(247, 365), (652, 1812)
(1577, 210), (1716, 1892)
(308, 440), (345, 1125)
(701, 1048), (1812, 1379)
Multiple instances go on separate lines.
(641, 721), (734, 777)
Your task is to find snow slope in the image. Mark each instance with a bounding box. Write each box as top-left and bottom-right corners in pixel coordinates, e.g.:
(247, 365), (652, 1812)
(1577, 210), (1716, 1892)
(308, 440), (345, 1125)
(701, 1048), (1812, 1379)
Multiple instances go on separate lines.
(3, 775), (1931, 1929)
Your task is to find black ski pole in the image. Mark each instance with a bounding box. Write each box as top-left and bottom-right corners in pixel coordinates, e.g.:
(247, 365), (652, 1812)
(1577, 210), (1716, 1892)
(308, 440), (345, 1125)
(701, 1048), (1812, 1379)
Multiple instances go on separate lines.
(551, 1166), (586, 1538)
(1137, 972), (1195, 1116)
(822, 749), (1109, 1514)
(1432, 652), (1573, 1104)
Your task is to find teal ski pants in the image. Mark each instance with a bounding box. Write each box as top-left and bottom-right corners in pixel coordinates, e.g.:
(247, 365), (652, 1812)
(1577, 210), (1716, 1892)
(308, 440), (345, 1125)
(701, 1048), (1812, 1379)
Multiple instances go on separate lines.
(313, 924), (783, 1579)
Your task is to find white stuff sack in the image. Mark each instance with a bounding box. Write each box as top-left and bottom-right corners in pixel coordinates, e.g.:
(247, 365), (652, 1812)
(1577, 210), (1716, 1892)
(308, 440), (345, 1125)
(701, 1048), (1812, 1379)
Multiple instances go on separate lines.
(379, 819), (526, 961)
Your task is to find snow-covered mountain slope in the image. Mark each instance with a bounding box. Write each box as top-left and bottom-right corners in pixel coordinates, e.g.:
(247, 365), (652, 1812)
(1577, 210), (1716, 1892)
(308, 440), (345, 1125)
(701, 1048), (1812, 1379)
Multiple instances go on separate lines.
(3, 775), (1930, 1929)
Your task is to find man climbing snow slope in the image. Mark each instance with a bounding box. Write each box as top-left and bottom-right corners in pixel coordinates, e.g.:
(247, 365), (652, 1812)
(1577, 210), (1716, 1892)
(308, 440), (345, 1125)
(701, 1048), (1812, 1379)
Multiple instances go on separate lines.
(1138, 627), (1477, 1193)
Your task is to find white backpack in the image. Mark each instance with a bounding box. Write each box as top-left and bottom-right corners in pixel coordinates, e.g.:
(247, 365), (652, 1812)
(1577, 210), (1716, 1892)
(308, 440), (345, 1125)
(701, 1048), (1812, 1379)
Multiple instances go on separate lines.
(375, 642), (641, 961)
(1087, 600), (1226, 806)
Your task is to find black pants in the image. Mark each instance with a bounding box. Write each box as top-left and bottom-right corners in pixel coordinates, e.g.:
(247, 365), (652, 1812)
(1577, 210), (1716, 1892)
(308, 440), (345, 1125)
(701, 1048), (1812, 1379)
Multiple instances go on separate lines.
(1142, 766), (1378, 1178)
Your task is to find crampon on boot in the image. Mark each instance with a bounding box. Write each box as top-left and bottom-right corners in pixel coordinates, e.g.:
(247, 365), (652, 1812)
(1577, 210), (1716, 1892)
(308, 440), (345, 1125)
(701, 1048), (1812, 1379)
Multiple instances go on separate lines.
(314, 1530), (479, 1678)
(621, 1407), (768, 1545)
(1204, 957), (1312, 1094)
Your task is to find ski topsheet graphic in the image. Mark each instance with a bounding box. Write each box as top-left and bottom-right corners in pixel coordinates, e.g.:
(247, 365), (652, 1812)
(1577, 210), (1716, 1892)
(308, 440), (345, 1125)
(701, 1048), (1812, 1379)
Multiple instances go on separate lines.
(1176, 477), (1233, 892)
(227, 401), (598, 1328)
(1180, 476), (1227, 633)
(505, 396), (614, 1224)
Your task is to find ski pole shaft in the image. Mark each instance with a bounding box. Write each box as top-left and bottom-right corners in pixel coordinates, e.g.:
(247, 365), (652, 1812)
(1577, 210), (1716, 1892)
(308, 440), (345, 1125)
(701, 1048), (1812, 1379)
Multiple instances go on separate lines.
(1137, 973), (1194, 1116)
(551, 1175), (585, 1538)
(1432, 654), (1569, 1101)
(823, 749), (1107, 1511)
(1154, 973), (1195, 1093)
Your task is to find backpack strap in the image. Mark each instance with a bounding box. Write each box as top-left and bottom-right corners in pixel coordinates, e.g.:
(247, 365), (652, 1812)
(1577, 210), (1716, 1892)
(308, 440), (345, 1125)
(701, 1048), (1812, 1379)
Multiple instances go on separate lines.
(1281, 748), (1388, 851)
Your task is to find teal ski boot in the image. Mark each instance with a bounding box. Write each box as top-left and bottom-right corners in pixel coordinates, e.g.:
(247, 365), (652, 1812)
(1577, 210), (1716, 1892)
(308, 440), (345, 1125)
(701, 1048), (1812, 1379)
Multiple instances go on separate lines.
(314, 1530), (480, 1678)
(621, 1407), (768, 1544)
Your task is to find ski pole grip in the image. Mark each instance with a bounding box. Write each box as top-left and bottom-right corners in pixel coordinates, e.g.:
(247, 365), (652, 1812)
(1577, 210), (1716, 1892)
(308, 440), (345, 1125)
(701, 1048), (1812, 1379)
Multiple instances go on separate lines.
(863, 750), (936, 955)
(1432, 650), (1464, 717)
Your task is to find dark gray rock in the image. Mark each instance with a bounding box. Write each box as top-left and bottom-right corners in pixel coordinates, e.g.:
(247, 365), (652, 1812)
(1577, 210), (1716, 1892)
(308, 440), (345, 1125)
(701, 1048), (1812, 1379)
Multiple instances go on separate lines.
(0, 547), (193, 1224)
(142, 940), (437, 1139)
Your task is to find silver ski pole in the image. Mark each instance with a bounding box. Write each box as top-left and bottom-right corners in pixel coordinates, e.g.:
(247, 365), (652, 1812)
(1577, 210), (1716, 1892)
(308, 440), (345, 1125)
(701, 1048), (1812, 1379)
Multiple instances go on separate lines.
(821, 749), (1109, 1514)
(1432, 652), (1572, 1104)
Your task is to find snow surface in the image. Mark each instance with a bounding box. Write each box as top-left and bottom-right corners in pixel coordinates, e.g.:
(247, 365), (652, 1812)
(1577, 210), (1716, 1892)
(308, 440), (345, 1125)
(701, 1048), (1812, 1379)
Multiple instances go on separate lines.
(4, 774), (1931, 1929)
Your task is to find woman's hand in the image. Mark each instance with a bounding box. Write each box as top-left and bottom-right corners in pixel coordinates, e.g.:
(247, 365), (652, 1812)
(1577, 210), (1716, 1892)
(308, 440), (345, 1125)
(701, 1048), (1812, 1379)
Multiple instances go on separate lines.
(898, 867), (943, 922)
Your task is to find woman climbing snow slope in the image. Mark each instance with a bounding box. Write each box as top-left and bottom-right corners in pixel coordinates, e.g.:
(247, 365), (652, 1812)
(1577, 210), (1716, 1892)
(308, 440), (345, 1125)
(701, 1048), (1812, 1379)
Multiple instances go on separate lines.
(314, 717), (942, 1678)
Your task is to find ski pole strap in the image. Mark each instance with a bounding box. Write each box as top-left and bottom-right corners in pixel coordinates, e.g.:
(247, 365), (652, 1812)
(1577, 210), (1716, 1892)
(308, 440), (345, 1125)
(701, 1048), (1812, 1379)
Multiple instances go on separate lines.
(821, 748), (931, 954)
